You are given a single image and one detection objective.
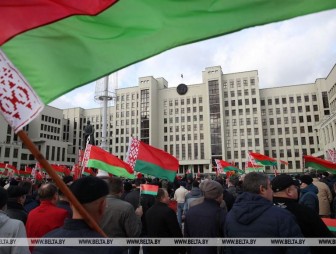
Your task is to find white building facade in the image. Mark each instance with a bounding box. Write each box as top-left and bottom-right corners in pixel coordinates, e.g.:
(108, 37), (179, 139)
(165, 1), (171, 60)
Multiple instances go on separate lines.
(1, 64), (335, 174)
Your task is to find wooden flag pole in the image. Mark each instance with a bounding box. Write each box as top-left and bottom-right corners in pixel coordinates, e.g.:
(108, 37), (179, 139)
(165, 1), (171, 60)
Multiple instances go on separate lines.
(17, 130), (107, 237)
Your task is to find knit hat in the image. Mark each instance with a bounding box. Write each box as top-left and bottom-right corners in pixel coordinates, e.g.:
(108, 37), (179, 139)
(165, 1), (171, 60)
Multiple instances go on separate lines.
(201, 180), (223, 199)
(70, 176), (108, 204)
(271, 174), (297, 192)
(300, 175), (313, 185)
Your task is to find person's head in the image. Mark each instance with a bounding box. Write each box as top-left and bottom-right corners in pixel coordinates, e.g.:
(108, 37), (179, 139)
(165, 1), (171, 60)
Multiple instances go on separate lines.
(200, 180), (223, 203)
(243, 172), (273, 201)
(7, 185), (26, 205)
(192, 180), (200, 188)
(134, 178), (146, 188)
(87, 120), (91, 125)
(58, 175), (73, 201)
(107, 177), (123, 196)
(156, 188), (169, 204)
(18, 180), (33, 196)
(0, 187), (8, 210)
(271, 174), (299, 200)
(123, 181), (133, 193)
(228, 175), (239, 187)
(299, 175), (313, 189)
(38, 183), (58, 204)
(70, 176), (109, 223)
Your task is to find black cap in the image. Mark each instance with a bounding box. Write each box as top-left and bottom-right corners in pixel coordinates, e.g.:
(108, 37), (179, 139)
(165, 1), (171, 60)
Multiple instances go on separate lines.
(70, 176), (108, 204)
(271, 174), (297, 192)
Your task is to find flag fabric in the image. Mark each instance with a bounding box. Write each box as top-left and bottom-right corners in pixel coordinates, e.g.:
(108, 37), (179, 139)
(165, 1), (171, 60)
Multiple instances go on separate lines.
(322, 218), (336, 233)
(303, 155), (336, 172)
(85, 145), (135, 179)
(215, 159), (243, 173)
(249, 152), (277, 166)
(0, 163), (6, 173)
(82, 167), (95, 177)
(215, 160), (223, 175)
(245, 161), (264, 172)
(0, 50), (44, 133)
(280, 160), (289, 165)
(140, 184), (159, 196)
(126, 138), (179, 182)
(1, 0), (335, 107)
(326, 149), (336, 163)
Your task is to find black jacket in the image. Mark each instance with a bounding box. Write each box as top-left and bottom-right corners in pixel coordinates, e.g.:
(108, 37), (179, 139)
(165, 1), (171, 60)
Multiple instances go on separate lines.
(184, 198), (226, 254)
(33, 219), (122, 254)
(274, 196), (334, 254)
(146, 202), (184, 254)
(6, 200), (28, 225)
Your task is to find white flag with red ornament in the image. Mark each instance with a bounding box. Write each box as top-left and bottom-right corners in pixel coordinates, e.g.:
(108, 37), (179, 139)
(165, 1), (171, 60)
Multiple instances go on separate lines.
(215, 159), (223, 175)
(0, 49), (43, 133)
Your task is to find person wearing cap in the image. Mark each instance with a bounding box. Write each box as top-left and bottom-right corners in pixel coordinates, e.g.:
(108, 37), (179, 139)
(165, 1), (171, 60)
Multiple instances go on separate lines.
(184, 180), (226, 254)
(272, 174), (334, 254)
(0, 186), (30, 254)
(6, 185), (28, 224)
(56, 176), (74, 217)
(299, 174), (319, 214)
(225, 172), (308, 254)
(33, 176), (122, 254)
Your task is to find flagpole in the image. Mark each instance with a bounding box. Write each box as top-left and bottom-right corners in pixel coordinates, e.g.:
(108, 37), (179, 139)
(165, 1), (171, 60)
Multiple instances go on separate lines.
(17, 130), (107, 237)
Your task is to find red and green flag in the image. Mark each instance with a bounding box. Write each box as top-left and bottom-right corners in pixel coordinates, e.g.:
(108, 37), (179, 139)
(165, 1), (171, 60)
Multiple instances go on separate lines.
(249, 152), (277, 167)
(85, 145), (135, 179)
(140, 184), (159, 196)
(126, 138), (179, 182)
(0, 163), (6, 173)
(245, 161), (264, 172)
(322, 218), (336, 233)
(304, 155), (336, 172)
(1, 0), (335, 109)
(215, 159), (244, 174)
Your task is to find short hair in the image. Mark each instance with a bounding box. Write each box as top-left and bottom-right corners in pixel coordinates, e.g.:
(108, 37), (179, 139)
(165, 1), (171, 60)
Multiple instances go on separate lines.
(38, 183), (58, 200)
(18, 181), (33, 195)
(107, 177), (123, 194)
(0, 187), (8, 209)
(192, 180), (200, 188)
(243, 172), (269, 194)
(156, 188), (167, 201)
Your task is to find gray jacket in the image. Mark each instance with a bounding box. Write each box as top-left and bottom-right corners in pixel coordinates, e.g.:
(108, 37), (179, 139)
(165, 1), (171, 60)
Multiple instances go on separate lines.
(100, 195), (142, 237)
(0, 210), (30, 254)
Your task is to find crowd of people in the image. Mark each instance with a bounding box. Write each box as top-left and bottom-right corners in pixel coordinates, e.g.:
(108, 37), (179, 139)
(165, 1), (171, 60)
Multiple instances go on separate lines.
(0, 170), (335, 254)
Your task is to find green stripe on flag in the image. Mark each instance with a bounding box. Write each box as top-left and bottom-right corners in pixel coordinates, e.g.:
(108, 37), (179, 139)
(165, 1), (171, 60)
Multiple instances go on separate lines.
(141, 190), (158, 196)
(2, 0), (336, 104)
(305, 162), (336, 172)
(87, 159), (135, 179)
(135, 160), (177, 182)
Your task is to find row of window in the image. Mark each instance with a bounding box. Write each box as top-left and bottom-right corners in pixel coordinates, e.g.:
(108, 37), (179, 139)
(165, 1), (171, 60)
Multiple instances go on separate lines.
(261, 94), (317, 106)
(223, 78), (255, 89)
(116, 93), (139, 102)
(164, 106), (203, 115)
(164, 97), (203, 107)
(262, 105), (319, 115)
(163, 133), (205, 142)
(41, 115), (61, 125)
(164, 115), (204, 124)
(261, 115), (319, 125)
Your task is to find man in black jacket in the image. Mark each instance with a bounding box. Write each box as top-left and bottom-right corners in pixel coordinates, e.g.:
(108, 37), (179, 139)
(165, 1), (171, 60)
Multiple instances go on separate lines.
(33, 176), (122, 254)
(146, 188), (185, 254)
(6, 185), (28, 224)
(272, 174), (334, 254)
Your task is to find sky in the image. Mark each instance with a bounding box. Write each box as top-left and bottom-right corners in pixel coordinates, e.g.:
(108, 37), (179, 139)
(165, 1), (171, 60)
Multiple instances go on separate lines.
(49, 9), (336, 110)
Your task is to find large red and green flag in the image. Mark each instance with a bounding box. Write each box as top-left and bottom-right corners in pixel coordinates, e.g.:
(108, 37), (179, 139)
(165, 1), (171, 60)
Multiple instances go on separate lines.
(126, 138), (179, 182)
(249, 152), (277, 166)
(84, 145), (135, 179)
(303, 155), (336, 172)
(0, 1), (336, 132)
(215, 159), (244, 173)
(140, 184), (159, 196)
(245, 161), (264, 172)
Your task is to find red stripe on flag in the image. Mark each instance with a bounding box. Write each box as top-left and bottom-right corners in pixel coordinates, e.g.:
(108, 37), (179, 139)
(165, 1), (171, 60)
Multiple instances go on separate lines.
(140, 184), (159, 193)
(0, 0), (118, 45)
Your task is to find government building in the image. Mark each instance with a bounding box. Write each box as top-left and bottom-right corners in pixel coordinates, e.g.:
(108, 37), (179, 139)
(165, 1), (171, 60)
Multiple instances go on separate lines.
(1, 64), (336, 175)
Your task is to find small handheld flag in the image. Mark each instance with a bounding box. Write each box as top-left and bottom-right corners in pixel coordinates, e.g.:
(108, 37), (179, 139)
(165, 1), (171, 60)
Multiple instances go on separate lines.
(140, 184), (159, 196)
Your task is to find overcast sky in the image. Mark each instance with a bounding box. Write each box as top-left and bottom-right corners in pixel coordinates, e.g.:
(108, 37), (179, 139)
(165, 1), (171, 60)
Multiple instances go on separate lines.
(49, 9), (336, 110)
